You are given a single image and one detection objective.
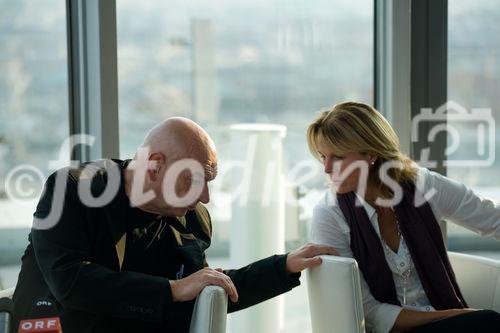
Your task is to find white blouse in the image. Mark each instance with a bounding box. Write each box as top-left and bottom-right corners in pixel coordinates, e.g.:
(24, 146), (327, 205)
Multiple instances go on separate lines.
(311, 167), (500, 333)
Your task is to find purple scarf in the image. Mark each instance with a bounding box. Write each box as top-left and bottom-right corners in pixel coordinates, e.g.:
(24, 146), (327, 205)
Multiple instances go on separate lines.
(336, 183), (467, 309)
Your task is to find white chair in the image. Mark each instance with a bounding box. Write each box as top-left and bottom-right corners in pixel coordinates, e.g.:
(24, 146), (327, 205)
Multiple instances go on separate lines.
(448, 252), (500, 311)
(307, 256), (365, 333)
(189, 285), (228, 333)
(0, 286), (227, 333)
(0, 287), (14, 299)
(307, 252), (500, 333)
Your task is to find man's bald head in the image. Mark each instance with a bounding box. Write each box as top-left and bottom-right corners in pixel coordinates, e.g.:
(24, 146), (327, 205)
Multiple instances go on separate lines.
(140, 117), (216, 164)
(126, 117), (217, 217)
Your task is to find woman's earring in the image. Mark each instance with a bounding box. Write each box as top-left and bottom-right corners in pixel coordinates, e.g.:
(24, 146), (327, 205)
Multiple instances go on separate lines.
(371, 161), (375, 166)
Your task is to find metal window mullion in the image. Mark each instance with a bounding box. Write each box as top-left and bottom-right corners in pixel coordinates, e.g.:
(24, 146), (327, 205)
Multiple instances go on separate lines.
(67, 0), (86, 161)
(374, 0), (412, 156)
(375, 0), (448, 238)
(410, 0), (448, 237)
(410, 0), (448, 176)
(66, 0), (119, 163)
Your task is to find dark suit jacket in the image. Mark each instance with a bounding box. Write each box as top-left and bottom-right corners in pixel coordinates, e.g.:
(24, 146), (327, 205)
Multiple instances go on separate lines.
(12, 159), (300, 332)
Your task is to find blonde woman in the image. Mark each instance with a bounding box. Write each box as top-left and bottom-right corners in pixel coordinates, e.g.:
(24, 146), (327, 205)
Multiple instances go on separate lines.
(308, 101), (500, 333)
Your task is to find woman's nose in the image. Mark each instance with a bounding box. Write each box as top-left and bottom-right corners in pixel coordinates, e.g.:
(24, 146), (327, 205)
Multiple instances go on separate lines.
(323, 157), (333, 174)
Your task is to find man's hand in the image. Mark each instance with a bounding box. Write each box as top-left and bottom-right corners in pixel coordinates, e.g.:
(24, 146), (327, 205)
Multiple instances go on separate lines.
(169, 267), (238, 303)
(286, 243), (339, 273)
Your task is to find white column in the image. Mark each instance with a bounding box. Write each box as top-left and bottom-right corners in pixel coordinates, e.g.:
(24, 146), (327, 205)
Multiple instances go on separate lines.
(191, 19), (219, 124)
(228, 124), (286, 333)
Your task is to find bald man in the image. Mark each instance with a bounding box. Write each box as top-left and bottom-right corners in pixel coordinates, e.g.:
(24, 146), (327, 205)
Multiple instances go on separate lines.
(12, 118), (337, 333)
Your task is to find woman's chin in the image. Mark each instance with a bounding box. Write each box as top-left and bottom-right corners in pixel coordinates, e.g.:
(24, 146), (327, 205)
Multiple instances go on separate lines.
(331, 184), (351, 194)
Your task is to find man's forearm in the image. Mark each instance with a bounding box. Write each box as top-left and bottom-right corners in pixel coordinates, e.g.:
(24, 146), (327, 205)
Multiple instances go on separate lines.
(225, 254), (300, 313)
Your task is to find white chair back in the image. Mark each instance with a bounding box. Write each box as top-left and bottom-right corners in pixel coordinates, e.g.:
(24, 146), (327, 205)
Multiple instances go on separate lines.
(307, 252), (500, 333)
(307, 255), (365, 333)
(0, 287), (14, 299)
(189, 285), (228, 333)
(448, 252), (500, 311)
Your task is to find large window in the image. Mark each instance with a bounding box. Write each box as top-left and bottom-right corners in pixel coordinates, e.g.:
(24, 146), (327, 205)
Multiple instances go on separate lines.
(117, 0), (373, 239)
(117, 1), (373, 331)
(447, 0), (500, 254)
(1, 0), (498, 329)
(0, 0), (68, 287)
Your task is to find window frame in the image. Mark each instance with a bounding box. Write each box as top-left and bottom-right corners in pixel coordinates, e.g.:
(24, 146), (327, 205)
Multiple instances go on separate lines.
(66, 0), (120, 162)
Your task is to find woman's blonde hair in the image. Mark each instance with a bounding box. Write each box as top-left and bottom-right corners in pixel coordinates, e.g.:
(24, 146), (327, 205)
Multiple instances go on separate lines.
(307, 101), (417, 198)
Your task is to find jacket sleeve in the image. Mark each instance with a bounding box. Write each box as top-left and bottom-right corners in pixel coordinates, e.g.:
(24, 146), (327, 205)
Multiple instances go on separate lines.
(31, 169), (174, 323)
(224, 254), (301, 313)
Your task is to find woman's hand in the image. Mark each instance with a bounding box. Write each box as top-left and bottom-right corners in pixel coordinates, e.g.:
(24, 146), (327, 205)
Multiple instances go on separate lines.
(444, 308), (479, 318)
(392, 307), (480, 332)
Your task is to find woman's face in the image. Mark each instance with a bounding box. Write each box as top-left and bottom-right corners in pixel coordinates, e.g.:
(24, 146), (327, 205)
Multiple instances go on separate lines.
(316, 140), (373, 194)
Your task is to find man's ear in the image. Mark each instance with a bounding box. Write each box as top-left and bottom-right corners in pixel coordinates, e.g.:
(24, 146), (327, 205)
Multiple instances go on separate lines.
(148, 152), (166, 181)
